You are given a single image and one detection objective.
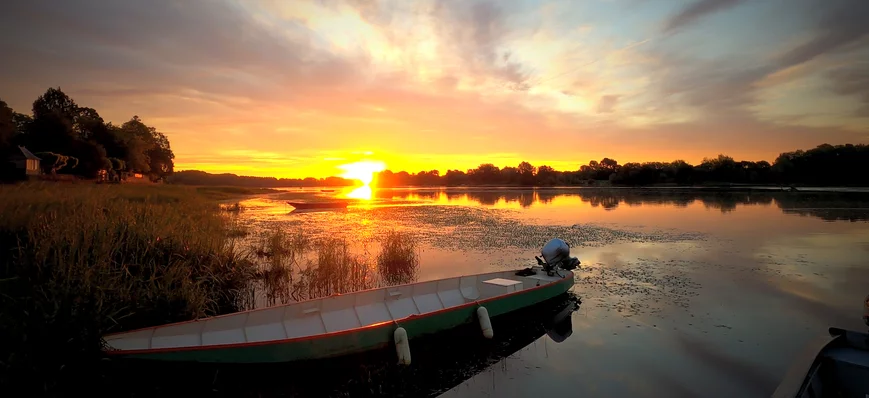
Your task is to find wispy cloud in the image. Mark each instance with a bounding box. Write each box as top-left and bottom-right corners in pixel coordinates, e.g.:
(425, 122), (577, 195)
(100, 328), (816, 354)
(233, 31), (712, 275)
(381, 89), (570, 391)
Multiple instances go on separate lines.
(661, 0), (747, 34)
(0, 0), (866, 177)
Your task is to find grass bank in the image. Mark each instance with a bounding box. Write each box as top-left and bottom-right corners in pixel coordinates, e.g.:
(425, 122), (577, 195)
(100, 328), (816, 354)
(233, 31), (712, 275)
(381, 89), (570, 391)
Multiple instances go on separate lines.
(0, 182), (422, 395)
(0, 182), (258, 393)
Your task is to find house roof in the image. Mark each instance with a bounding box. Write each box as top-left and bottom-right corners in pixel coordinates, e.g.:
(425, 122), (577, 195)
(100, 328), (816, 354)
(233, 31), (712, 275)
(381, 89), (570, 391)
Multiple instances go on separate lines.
(17, 146), (41, 160)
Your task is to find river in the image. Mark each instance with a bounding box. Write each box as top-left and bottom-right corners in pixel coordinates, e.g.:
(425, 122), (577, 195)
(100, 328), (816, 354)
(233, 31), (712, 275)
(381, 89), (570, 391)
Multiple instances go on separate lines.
(227, 186), (869, 397)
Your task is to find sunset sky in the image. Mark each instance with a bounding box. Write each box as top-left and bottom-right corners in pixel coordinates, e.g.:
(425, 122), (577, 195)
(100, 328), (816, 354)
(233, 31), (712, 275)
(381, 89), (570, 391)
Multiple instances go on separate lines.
(1, 0), (868, 178)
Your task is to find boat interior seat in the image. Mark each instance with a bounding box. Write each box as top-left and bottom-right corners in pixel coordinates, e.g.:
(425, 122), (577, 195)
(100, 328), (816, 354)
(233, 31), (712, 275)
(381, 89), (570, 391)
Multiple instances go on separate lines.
(354, 290), (392, 327)
(321, 294), (360, 333)
(460, 276), (480, 300)
(412, 281), (443, 313)
(436, 278), (465, 308)
(385, 285), (418, 319)
(816, 348), (869, 397)
(203, 313), (248, 346)
(244, 306), (288, 343)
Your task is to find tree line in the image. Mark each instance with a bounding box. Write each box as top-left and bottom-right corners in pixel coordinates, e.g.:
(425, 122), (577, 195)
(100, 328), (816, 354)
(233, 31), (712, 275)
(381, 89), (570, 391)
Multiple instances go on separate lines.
(0, 87), (174, 181)
(375, 144), (869, 187)
(168, 170), (355, 187)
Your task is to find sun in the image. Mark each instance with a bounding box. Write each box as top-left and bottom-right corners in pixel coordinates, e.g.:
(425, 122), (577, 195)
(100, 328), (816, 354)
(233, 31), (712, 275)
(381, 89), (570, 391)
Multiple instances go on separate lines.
(339, 161), (385, 200)
(338, 160), (386, 186)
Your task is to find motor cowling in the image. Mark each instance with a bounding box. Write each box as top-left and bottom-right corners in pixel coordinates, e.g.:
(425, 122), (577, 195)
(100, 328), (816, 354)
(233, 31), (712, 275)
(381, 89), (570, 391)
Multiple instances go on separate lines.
(539, 238), (580, 274)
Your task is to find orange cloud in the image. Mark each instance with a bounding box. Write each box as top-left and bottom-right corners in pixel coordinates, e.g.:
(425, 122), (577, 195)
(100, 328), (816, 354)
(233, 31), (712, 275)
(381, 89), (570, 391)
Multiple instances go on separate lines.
(1, 0), (867, 178)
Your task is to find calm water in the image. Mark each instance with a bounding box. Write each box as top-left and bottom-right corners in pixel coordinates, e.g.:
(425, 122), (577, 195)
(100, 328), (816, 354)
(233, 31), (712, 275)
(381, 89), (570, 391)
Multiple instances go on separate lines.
(229, 187), (869, 397)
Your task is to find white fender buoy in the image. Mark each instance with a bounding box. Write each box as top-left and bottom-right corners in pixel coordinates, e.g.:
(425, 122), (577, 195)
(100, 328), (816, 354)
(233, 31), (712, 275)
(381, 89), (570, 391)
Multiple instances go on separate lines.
(477, 306), (493, 339)
(394, 327), (411, 365)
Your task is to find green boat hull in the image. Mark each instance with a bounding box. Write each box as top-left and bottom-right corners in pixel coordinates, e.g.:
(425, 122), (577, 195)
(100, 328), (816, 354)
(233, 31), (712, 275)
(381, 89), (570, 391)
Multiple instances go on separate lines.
(116, 274), (574, 363)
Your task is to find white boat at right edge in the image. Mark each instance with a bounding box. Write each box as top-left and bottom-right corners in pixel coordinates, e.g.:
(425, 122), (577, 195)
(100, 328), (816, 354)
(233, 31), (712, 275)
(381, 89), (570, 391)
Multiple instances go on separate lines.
(772, 295), (869, 397)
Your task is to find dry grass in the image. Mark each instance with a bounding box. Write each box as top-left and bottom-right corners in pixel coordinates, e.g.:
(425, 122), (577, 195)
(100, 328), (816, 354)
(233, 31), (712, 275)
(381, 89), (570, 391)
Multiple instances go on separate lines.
(0, 182), (423, 393)
(0, 182), (256, 393)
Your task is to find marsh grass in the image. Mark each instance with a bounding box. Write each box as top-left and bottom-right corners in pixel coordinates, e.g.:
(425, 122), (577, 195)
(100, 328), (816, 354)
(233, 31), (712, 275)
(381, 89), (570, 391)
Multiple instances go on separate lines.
(250, 229), (419, 304)
(301, 238), (376, 299)
(220, 202), (244, 213)
(252, 230), (309, 304)
(377, 230), (420, 285)
(0, 182), (422, 393)
(0, 182), (256, 392)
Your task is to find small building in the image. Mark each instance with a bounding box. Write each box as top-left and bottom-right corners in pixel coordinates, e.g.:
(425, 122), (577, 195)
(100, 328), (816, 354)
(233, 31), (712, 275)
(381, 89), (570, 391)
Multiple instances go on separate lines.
(4, 146), (41, 177)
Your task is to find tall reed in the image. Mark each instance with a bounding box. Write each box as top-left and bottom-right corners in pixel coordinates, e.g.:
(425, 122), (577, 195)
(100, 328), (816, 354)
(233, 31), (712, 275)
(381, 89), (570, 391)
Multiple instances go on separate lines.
(376, 230), (420, 285)
(0, 183), (256, 392)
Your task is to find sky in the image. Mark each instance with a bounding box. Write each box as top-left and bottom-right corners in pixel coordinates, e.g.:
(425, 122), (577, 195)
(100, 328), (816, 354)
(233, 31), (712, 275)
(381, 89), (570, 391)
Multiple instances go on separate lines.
(1, 0), (868, 178)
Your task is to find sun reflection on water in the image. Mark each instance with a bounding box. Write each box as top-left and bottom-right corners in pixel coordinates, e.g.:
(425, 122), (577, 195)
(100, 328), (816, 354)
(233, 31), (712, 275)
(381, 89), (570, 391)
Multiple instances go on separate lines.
(347, 185), (373, 200)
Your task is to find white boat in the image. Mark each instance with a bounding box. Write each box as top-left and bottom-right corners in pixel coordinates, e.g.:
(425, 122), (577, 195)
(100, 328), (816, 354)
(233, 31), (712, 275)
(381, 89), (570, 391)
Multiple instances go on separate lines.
(772, 295), (869, 397)
(102, 239), (580, 363)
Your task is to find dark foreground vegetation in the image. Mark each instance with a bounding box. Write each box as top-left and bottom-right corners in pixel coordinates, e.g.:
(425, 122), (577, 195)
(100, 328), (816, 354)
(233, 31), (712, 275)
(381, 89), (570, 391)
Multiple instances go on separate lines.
(0, 183), (253, 392)
(374, 144), (869, 187)
(1, 88), (174, 182)
(0, 183), (420, 395)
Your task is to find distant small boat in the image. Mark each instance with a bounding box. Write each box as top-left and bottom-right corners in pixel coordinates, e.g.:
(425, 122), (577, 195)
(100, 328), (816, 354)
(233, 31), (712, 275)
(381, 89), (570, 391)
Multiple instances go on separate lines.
(286, 201), (350, 210)
(771, 295), (869, 397)
(320, 189), (335, 192)
(102, 239), (580, 363)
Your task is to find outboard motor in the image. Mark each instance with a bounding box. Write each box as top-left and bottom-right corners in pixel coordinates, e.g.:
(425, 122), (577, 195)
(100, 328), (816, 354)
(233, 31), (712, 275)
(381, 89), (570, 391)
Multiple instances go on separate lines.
(536, 238), (580, 276)
(545, 299), (579, 343)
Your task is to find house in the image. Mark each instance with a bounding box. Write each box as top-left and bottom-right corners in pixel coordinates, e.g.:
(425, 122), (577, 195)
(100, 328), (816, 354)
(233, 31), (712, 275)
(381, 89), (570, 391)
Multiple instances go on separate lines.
(17, 146), (41, 175)
(2, 146), (41, 179)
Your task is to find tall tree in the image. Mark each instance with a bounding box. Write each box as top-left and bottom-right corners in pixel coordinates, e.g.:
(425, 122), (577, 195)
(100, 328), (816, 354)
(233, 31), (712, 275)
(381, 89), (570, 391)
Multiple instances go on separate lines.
(0, 99), (13, 148)
(32, 87), (78, 123)
(120, 116), (156, 173)
(517, 161), (536, 185)
(147, 130), (174, 180)
(12, 112), (32, 136)
(73, 107), (104, 139)
(536, 165), (556, 185)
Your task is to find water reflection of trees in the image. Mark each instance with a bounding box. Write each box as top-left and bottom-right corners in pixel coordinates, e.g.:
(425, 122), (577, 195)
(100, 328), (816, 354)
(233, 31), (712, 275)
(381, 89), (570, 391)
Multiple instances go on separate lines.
(378, 189), (869, 222)
(775, 193), (869, 222)
(577, 190), (868, 220)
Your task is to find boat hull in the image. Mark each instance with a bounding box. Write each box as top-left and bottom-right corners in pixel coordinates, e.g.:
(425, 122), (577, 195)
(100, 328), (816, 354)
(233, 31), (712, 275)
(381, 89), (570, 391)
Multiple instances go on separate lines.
(772, 327), (869, 398)
(112, 273), (574, 363)
(287, 201), (350, 210)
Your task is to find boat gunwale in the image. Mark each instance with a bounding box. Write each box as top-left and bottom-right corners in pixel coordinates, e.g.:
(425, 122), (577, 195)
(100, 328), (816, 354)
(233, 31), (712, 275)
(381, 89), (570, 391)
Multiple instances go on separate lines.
(104, 270), (574, 356)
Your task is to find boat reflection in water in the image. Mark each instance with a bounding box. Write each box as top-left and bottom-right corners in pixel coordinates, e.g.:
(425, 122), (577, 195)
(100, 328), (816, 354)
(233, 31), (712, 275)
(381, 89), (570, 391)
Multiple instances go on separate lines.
(100, 293), (580, 397)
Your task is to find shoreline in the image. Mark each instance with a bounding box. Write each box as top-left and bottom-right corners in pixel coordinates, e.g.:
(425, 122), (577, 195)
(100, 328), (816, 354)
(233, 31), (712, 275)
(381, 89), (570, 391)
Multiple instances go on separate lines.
(262, 185), (869, 194)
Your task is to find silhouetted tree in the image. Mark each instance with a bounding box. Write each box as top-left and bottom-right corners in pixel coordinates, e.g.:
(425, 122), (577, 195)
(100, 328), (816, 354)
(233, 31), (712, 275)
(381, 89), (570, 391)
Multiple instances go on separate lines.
(517, 161), (535, 185)
(501, 166), (519, 185)
(0, 88), (177, 181)
(536, 165), (556, 185)
(0, 99), (13, 149)
(444, 169), (467, 186)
